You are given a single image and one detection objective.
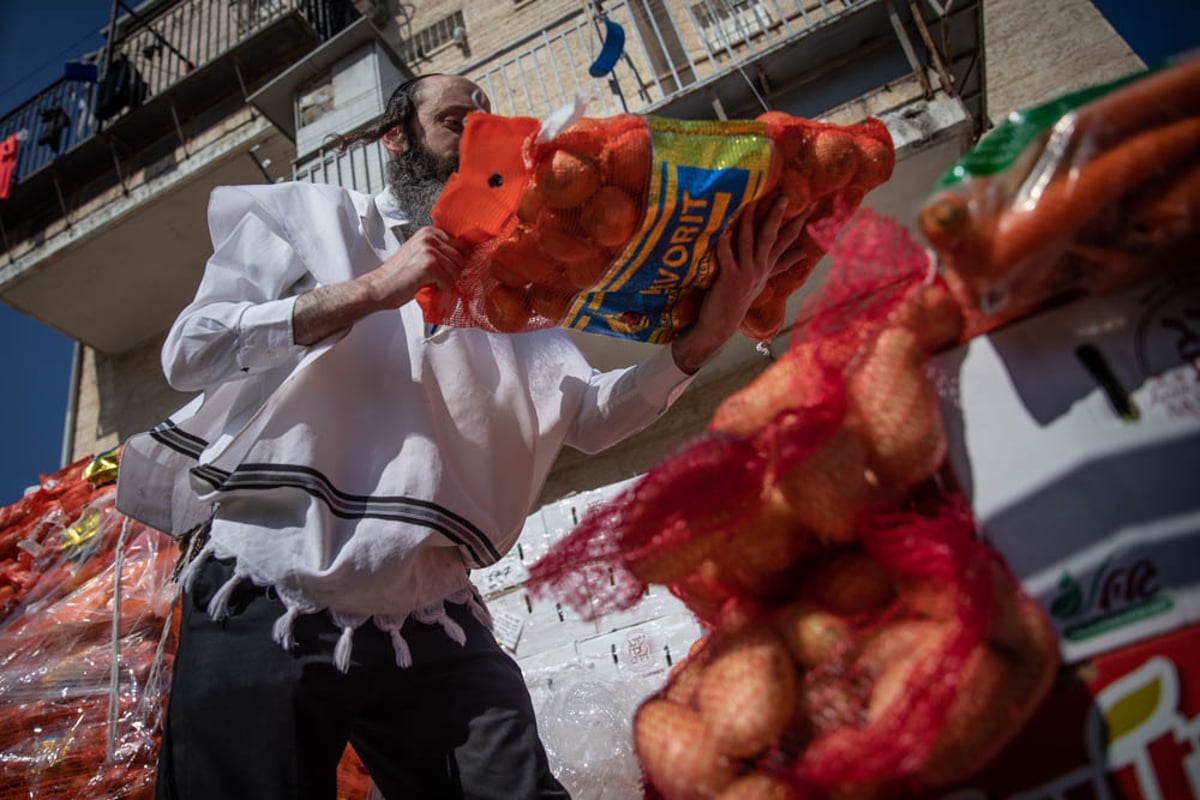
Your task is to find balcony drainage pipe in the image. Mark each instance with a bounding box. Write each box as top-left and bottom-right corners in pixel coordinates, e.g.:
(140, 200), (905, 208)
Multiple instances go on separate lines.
(59, 340), (83, 469)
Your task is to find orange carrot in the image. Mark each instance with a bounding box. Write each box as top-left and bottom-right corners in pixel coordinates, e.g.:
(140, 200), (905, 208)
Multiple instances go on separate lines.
(918, 190), (980, 263)
(987, 115), (1200, 271)
(1126, 155), (1200, 245)
(1070, 53), (1200, 152)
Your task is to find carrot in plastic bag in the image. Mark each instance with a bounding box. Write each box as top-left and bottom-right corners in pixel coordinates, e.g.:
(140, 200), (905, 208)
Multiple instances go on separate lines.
(0, 453), (184, 800)
(919, 53), (1200, 335)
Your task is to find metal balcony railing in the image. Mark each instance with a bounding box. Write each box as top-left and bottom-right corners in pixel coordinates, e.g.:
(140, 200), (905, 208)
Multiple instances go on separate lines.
(298, 0), (983, 194)
(293, 138), (390, 193)
(296, 0), (862, 191)
(0, 0), (357, 194)
(471, 0), (862, 120)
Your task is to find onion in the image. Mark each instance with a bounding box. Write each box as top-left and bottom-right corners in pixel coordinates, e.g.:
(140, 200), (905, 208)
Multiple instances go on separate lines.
(697, 628), (797, 758)
(635, 699), (736, 800)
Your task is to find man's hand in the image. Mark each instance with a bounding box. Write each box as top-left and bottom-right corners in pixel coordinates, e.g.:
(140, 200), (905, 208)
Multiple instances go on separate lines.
(360, 226), (469, 309)
(670, 196), (810, 374)
(293, 227), (468, 346)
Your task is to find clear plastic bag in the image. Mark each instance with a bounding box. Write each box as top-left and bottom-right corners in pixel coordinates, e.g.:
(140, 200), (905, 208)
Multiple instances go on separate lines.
(919, 53), (1200, 336)
(0, 456), (176, 800)
(533, 663), (652, 800)
(0, 455), (384, 799)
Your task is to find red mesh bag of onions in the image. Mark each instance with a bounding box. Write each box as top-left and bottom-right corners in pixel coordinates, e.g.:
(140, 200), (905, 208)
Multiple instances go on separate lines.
(525, 208), (1060, 799)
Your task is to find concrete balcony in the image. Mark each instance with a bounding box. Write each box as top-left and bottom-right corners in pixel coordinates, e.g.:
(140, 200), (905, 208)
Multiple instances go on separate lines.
(0, 0), (359, 355)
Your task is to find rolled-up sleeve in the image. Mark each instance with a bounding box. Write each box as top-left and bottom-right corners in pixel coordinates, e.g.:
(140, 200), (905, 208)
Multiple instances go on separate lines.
(566, 344), (697, 454)
(162, 188), (310, 393)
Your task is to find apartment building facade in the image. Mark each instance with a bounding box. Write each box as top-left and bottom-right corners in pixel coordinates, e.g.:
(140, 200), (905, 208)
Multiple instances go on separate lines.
(0, 0), (1142, 510)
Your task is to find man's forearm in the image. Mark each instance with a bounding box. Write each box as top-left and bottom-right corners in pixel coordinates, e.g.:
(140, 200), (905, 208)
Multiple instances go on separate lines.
(669, 321), (735, 375)
(668, 264), (753, 376)
(292, 278), (384, 346)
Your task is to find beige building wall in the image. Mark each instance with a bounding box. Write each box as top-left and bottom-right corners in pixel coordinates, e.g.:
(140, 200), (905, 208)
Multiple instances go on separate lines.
(983, 0), (1143, 120)
(72, 338), (194, 462)
(67, 0), (1149, 505)
(377, 0), (583, 88)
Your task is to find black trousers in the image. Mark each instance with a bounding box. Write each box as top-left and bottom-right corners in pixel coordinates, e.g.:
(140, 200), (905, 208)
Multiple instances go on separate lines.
(156, 557), (570, 800)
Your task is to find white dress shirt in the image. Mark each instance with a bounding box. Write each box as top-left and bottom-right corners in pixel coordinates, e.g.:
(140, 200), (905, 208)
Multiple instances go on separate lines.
(117, 181), (695, 669)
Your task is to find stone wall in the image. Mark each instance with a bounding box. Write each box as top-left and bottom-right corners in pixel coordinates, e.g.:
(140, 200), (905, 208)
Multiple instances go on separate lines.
(71, 336), (194, 461)
(983, 0), (1142, 121)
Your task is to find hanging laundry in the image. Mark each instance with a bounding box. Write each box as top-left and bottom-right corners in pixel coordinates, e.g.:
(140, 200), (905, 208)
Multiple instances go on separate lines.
(0, 134), (18, 200)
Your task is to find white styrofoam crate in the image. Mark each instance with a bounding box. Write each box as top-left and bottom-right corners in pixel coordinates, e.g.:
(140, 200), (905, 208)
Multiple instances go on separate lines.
(576, 614), (704, 682)
(933, 267), (1200, 664)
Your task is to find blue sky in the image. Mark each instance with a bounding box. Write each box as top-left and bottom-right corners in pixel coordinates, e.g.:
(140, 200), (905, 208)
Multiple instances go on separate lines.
(0, 1), (1196, 507)
(0, 0), (109, 505)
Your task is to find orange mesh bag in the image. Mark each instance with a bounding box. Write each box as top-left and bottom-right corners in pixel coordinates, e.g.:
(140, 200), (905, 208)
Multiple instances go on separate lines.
(0, 695), (158, 800)
(527, 209), (1059, 798)
(0, 456), (108, 618)
(335, 745), (376, 800)
(0, 510), (177, 652)
(0, 634), (167, 800)
(918, 53), (1200, 338)
(425, 108), (894, 341)
(740, 114), (894, 341)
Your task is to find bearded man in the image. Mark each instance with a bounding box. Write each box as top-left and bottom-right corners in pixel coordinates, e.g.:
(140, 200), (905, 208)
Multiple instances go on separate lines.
(118, 74), (807, 800)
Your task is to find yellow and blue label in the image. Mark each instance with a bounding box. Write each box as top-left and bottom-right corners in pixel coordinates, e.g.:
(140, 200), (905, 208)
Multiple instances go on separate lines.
(564, 117), (774, 343)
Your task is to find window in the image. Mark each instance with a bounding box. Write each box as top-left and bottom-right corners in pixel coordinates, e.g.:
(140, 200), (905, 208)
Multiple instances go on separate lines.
(402, 10), (466, 61)
(690, 1), (775, 51)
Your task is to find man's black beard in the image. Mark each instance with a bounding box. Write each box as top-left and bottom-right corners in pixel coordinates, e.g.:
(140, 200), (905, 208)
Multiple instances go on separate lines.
(388, 143), (458, 230)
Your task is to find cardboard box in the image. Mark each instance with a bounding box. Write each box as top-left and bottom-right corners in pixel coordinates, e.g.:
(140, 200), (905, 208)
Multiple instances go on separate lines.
(933, 268), (1200, 664)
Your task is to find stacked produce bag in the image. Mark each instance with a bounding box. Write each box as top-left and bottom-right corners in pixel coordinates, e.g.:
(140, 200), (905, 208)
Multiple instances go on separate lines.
(424, 105), (894, 342)
(0, 454), (171, 798)
(0, 455), (377, 799)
